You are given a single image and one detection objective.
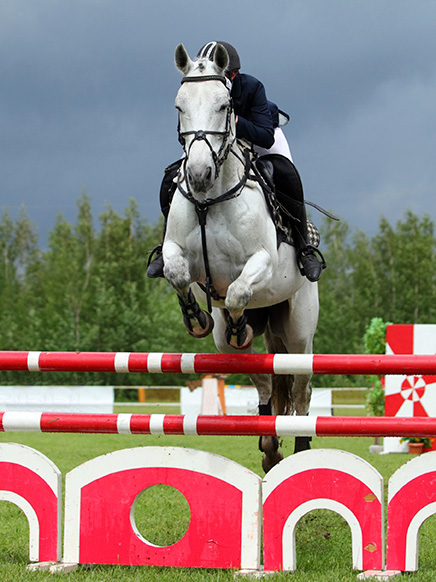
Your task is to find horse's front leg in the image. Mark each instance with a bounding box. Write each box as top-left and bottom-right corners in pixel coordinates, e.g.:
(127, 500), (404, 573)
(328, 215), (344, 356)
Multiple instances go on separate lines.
(225, 250), (273, 349)
(163, 241), (214, 338)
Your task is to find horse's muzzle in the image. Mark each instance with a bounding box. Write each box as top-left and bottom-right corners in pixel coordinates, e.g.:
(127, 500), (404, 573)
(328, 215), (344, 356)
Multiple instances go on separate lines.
(186, 165), (214, 194)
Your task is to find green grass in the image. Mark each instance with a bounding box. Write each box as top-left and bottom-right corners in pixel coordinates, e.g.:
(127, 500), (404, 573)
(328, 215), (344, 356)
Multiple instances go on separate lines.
(1, 427), (436, 581)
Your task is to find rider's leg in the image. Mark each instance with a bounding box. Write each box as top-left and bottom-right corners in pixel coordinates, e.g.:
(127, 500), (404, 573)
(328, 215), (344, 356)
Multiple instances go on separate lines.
(146, 160), (182, 278)
(261, 153), (326, 282)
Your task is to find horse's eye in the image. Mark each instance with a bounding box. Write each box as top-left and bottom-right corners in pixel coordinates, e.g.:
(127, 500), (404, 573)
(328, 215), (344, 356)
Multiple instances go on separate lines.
(219, 104), (228, 112)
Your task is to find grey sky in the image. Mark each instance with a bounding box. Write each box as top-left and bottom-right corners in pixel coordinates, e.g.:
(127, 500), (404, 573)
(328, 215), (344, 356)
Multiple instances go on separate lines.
(1, 0), (436, 246)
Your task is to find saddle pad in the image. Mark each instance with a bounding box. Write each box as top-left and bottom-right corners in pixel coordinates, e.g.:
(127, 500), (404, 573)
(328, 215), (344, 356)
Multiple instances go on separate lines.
(262, 182), (321, 249)
(307, 220), (321, 247)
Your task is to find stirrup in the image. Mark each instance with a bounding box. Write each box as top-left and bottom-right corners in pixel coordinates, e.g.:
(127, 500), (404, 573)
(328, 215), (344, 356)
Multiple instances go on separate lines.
(296, 244), (327, 279)
(147, 244), (162, 268)
(146, 244), (165, 278)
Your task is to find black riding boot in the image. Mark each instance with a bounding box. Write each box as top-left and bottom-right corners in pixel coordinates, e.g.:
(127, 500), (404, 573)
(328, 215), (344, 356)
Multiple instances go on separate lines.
(146, 234), (166, 278)
(146, 160), (182, 278)
(260, 154), (326, 283)
(283, 197), (326, 282)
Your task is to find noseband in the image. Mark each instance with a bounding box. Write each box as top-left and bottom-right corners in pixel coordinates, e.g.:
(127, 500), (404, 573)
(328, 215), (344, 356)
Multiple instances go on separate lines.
(177, 75), (234, 175)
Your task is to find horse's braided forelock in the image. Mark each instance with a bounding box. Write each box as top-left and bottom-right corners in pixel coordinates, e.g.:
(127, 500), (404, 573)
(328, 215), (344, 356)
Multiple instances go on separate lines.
(198, 42), (217, 60)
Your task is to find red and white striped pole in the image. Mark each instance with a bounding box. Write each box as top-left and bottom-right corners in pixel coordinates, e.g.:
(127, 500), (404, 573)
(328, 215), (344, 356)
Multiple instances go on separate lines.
(1, 350), (436, 375)
(1, 412), (436, 437)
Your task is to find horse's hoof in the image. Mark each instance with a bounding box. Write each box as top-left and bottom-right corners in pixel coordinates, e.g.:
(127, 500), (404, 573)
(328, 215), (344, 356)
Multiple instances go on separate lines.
(260, 435), (283, 473)
(228, 323), (253, 350)
(262, 450), (284, 473)
(187, 311), (214, 338)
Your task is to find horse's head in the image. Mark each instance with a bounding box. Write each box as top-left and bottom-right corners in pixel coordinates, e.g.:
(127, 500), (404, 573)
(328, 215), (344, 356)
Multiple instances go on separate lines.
(174, 44), (235, 195)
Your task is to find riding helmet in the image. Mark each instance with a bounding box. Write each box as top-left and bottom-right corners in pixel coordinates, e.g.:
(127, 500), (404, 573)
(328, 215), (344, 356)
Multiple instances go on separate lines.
(197, 41), (241, 72)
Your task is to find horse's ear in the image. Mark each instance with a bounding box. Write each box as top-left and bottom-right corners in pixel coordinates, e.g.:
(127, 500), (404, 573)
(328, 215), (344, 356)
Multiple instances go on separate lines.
(214, 43), (229, 74)
(175, 43), (192, 74)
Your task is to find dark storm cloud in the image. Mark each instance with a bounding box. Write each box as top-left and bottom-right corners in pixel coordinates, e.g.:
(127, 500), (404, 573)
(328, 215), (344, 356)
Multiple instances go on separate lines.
(1, 0), (435, 245)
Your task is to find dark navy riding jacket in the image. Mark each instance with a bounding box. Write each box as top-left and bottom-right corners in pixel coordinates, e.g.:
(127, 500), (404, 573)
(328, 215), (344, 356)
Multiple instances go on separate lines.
(231, 73), (278, 150)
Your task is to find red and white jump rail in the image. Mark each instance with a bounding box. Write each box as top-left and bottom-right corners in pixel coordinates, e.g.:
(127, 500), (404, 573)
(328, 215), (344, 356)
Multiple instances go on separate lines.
(2, 412), (436, 437)
(2, 350), (436, 375)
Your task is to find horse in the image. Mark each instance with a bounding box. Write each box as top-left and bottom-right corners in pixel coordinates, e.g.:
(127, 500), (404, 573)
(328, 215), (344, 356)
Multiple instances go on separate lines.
(162, 43), (319, 472)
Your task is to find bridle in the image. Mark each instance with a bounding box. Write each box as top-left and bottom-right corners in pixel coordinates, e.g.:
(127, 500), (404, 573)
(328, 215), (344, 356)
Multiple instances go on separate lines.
(177, 74), (235, 177)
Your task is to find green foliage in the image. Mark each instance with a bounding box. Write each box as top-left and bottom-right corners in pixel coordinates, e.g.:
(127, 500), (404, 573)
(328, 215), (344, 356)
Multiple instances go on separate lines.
(365, 377), (385, 417)
(0, 199), (435, 394)
(363, 318), (392, 416)
(364, 317), (391, 355)
(315, 211), (436, 388)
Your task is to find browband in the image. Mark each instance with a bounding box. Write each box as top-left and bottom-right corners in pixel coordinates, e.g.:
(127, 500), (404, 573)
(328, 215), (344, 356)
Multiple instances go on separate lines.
(181, 75), (227, 86)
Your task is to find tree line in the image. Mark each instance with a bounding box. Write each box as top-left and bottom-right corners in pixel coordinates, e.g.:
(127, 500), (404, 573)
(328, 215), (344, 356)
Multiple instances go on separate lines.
(1, 192), (435, 390)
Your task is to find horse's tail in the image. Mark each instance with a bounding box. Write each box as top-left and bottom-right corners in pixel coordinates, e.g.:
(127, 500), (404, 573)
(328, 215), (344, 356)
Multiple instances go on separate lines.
(264, 326), (294, 416)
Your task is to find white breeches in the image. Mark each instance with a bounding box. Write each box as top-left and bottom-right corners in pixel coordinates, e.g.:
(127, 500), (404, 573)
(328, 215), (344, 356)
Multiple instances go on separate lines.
(254, 127), (293, 162)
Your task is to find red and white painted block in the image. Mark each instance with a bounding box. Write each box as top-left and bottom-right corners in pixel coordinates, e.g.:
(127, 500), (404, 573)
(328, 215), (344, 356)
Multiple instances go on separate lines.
(386, 325), (436, 418)
(63, 446), (261, 570)
(0, 443), (61, 562)
(262, 449), (384, 572)
(387, 450), (436, 571)
(385, 324), (436, 453)
(5, 441), (436, 574)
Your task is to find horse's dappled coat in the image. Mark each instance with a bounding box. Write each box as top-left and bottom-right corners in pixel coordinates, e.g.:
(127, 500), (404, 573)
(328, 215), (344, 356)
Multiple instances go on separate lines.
(162, 44), (319, 471)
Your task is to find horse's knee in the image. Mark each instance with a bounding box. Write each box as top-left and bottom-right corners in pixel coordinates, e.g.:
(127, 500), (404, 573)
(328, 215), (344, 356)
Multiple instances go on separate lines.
(163, 256), (191, 292)
(225, 279), (252, 312)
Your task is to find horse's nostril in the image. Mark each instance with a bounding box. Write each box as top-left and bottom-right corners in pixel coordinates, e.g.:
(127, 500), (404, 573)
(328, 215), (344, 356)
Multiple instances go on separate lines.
(187, 166), (213, 193)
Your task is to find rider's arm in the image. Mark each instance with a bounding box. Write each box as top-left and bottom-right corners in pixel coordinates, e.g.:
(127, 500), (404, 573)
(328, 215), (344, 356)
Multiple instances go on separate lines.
(232, 74), (275, 149)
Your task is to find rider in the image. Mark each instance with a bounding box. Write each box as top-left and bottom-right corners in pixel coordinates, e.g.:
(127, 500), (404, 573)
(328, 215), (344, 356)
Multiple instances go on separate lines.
(147, 41), (326, 282)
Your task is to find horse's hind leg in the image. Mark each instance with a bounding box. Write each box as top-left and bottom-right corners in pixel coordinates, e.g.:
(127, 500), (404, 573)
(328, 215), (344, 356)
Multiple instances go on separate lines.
(212, 307), (282, 472)
(291, 374), (313, 453)
(257, 393), (283, 473)
(266, 291), (318, 455)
